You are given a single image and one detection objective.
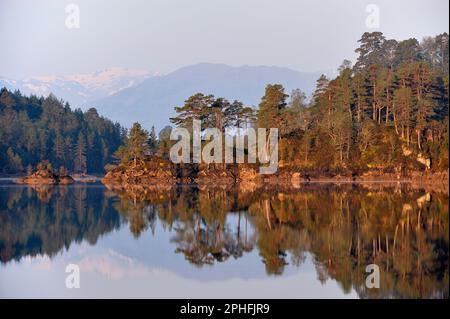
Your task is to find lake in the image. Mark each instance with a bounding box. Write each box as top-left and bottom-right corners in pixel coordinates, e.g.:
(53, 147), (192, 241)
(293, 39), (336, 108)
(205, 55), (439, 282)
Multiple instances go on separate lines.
(0, 179), (448, 298)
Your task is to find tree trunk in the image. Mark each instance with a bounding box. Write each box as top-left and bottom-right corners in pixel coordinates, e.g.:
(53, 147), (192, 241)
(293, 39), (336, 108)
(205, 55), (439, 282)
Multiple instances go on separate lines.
(372, 82), (377, 122)
(393, 105), (399, 134)
(386, 89), (390, 124)
(417, 130), (421, 150)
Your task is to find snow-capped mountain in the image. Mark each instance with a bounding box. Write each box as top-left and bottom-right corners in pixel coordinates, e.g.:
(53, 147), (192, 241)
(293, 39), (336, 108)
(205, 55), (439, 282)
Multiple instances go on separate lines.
(0, 67), (156, 109)
(1, 64), (320, 130)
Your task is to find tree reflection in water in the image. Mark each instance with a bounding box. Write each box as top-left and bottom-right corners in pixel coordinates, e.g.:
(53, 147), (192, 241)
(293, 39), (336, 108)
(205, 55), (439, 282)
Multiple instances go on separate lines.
(0, 182), (448, 298)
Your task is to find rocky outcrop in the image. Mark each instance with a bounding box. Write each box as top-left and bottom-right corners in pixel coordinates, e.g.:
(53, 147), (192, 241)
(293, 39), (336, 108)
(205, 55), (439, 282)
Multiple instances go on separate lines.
(196, 169), (235, 185)
(16, 168), (74, 185)
(101, 157), (448, 194)
(101, 159), (176, 187)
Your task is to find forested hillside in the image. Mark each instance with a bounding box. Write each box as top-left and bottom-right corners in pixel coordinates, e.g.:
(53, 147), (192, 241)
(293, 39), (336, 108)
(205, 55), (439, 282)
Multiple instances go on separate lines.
(0, 89), (125, 175)
(160, 32), (449, 174)
(284, 32), (449, 172)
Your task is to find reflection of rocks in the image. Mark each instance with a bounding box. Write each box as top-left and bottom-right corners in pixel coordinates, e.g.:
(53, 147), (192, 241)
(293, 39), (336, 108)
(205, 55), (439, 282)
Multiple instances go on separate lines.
(409, 170), (449, 193)
(72, 174), (98, 183)
(104, 182), (174, 194)
(31, 185), (54, 202)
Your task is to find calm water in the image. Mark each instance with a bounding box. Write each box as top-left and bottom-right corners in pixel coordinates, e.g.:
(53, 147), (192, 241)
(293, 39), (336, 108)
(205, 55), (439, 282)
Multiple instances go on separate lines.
(0, 179), (448, 299)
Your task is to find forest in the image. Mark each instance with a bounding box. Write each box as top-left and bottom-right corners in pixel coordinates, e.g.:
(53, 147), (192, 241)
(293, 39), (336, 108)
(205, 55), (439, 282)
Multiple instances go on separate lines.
(1, 32), (449, 176)
(0, 89), (125, 175)
(114, 32), (449, 176)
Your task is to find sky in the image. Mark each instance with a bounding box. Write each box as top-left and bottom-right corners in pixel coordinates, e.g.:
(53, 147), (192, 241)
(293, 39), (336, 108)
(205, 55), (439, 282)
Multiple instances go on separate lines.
(0, 0), (448, 79)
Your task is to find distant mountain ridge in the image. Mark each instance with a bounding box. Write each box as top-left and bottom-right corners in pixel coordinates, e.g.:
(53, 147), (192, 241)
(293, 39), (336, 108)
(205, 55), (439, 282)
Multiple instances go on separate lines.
(93, 63), (320, 130)
(0, 67), (155, 109)
(1, 64), (320, 130)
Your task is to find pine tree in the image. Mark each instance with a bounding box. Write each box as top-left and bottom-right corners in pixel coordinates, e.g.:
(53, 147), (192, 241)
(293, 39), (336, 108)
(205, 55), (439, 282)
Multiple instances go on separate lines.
(114, 123), (150, 166)
(6, 147), (23, 173)
(170, 93), (214, 131)
(128, 123), (149, 166)
(257, 84), (288, 130)
(74, 133), (87, 174)
(157, 126), (173, 159)
(257, 84), (288, 161)
(313, 75), (330, 103)
(54, 133), (65, 168)
(148, 126), (158, 155)
(354, 32), (386, 71)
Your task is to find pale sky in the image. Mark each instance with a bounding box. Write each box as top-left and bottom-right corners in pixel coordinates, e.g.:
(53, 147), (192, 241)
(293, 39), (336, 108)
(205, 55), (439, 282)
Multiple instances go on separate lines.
(0, 0), (448, 79)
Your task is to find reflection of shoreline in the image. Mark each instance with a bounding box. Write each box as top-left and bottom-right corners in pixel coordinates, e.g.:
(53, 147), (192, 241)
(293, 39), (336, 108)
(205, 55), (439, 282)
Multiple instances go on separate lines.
(107, 183), (448, 298)
(0, 184), (122, 264)
(0, 182), (448, 298)
(103, 178), (448, 194)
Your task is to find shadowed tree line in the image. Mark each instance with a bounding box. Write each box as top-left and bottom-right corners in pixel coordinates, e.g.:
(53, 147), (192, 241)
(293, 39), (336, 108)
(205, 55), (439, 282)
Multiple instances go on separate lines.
(0, 90), (125, 175)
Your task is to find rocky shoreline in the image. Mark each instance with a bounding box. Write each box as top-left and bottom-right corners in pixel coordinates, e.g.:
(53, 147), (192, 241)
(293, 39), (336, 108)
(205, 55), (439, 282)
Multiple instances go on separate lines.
(101, 159), (449, 193)
(15, 167), (74, 185)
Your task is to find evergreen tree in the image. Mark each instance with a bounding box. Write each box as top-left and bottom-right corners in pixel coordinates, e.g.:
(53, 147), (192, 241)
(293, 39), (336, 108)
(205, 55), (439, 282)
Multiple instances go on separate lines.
(6, 147), (23, 172)
(257, 84), (288, 130)
(54, 133), (65, 168)
(354, 32), (387, 71)
(170, 93), (214, 131)
(114, 123), (149, 166)
(148, 125), (158, 155)
(74, 133), (87, 174)
(157, 126), (173, 159)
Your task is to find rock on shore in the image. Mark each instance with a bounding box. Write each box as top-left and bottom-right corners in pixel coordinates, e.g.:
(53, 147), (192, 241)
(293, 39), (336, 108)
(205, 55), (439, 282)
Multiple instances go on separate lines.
(101, 158), (449, 194)
(16, 168), (74, 185)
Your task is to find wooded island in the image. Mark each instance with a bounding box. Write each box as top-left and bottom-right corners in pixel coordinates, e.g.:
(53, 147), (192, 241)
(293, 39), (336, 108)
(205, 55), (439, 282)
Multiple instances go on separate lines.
(1, 32), (448, 188)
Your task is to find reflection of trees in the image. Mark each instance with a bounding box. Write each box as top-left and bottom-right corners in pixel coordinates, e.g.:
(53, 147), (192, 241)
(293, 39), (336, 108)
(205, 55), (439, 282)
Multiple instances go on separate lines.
(1, 182), (447, 298)
(0, 185), (121, 263)
(112, 186), (257, 266)
(110, 183), (448, 298)
(248, 195), (310, 275)
(246, 186), (448, 298)
(170, 211), (255, 267)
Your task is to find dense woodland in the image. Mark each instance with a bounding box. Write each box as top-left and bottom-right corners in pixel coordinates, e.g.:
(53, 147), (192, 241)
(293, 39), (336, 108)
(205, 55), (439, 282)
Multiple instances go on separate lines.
(1, 32), (449, 176)
(114, 32), (449, 175)
(0, 90), (125, 175)
(163, 32), (449, 171)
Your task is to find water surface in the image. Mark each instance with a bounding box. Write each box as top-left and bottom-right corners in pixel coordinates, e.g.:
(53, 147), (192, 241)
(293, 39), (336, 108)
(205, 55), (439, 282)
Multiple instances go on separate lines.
(0, 180), (448, 298)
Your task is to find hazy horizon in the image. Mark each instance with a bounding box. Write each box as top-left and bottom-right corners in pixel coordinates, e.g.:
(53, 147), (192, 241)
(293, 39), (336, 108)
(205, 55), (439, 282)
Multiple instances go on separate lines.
(1, 62), (322, 80)
(1, 0), (448, 79)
